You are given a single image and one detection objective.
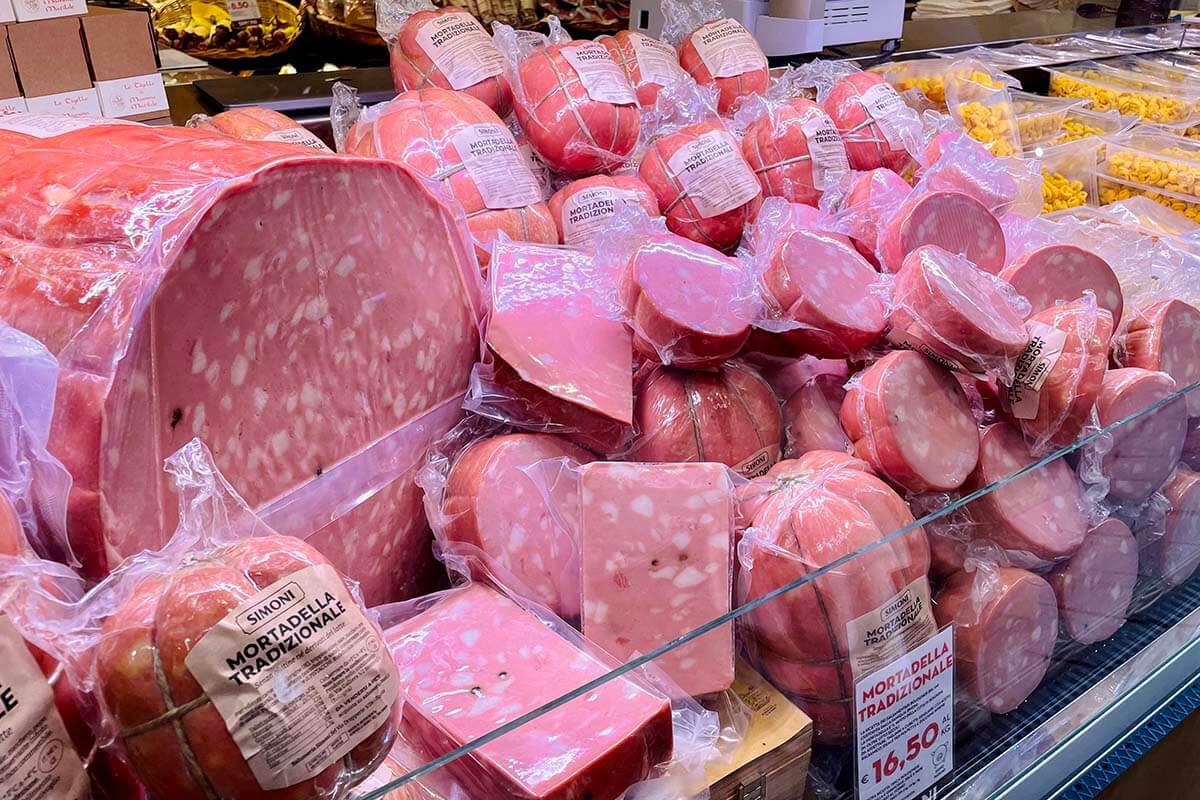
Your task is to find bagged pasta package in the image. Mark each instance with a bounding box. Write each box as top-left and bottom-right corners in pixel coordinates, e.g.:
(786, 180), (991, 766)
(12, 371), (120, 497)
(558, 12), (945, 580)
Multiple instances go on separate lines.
(331, 81), (556, 266)
(494, 16), (640, 177)
(10, 439), (402, 800)
(465, 238), (635, 455)
(660, 0), (768, 116)
(376, 0), (513, 117)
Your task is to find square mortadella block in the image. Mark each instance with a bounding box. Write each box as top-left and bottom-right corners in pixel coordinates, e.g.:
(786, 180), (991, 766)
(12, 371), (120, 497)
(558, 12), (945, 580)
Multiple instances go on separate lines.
(580, 462), (736, 696)
(384, 584), (673, 800)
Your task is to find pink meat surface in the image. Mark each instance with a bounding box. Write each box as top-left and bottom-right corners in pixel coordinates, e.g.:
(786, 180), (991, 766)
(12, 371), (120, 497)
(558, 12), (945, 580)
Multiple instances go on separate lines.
(740, 98), (849, 207)
(1146, 467), (1200, 587)
(1120, 299), (1200, 416)
(601, 30), (689, 109)
(968, 423), (1087, 562)
(842, 167), (912, 266)
(783, 372), (852, 458)
(0, 123), (480, 603)
(879, 190), (1006, 274)
(442, 434), (595, 620)
(934, 567), (1058, 714)
(1048, 518), (1138, 644)
(675, 18), (768, 115)
(1097, 368), (1188, 503)
(579, 462), (735, 696)
(623, 234), (755, 368)
(548, 175), (659, 247)
(385, 584), (673, 800)
(821, 72), (912, 173)
(1000, 244), (1123, 325)
(840, 351), (980, 493)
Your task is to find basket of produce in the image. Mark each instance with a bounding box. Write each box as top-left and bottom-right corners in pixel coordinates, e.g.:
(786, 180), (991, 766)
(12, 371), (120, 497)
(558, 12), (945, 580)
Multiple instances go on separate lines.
(155, 0), (302, 60)
(302, 0), (384, 46)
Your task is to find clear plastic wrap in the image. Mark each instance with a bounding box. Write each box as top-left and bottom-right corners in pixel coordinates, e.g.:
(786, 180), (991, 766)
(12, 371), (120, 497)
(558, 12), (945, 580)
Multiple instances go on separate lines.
(1112, 298), (1200, 416)
(494, 16), (640, 176)
(467, 239), (633, 454)
(876, 181), (1008, 275)
(821, 166), (913, 267)
(599, 29), (694, 110)
(799, 60), (923, 174)
(1037, 137), (1100, 214)
(915, 130), (1043, 217)
(744, 197), (887, 361)
(373, 552), (737, 800)
(659, 0), (768, 116)
(376, 0), (512, 117)
(734, 88), (852, 207)
(332, 81), (556, 266)
(1049, 107), (1137, 146)
(10, 439), (400, 800)
(1046, 62), (1200, 124)
(627, 360), (783, 479)
(547, 174), (660, 247)
(416, 418), (593, 621)
(0, 115), (481, 604)
(1102, 129), (1200, 202)
(736, 450), (931, 745)
(186, 107), (333, 151)
(0, 321), (73, 565)
(771, 358), (852, 459)
(635, 80), (761, 252)
(944, 68), (1021, 158)
(1010, 91), (1083, 148)
(886, 245), (1030, 381)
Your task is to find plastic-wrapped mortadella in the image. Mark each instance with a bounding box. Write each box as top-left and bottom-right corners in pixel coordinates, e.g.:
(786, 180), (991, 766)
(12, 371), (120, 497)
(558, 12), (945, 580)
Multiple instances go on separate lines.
(187, 107), (333, 151)
(495, 17), (640, 176)
(1117, 299), (1200, 416)
(376, 0), (512, 117)
(661, 0), (768, 115)
(1096, 368), (1188, 503)
(548, 175), (660, 247)
(833, 167), (914, 267)
(84, 441), (399, 800)
(738, 95), (851, 207)
(887, 245), (1030, 380)
(807, 62), (921, 173)
(601, 29), (693, 108)
(335, 82), (555, 265)
(877, 187), (1006, 275)
(629, 361), (782, 479)
(738, 450), (931, 744)
(1048, 518), (1138, 644)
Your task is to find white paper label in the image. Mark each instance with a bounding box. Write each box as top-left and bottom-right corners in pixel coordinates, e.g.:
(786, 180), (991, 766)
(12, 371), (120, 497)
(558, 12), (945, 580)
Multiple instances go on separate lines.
(845, 577), (937, 679)
(690, 18), (767, 80)
(734, 444), (780, 478)
(630, 32), (687, 87)
(1005, 321), (1068, 420)
(518, 142), (550, 200)
(0, 97), (27, 116)
(0, 113), (112, 137)
(666, 129), (760, 218)
(562, 43), (636, 105)
(227, 0), (261, 24)
(451, 123), (543, 209)
(22, 90), (101, 119)
(0, 615), (89, 800)
(11, 0), (85, 22)
(561, 186), (641, 246)
(800, 110), (850, 190)
(416, 12), (505, 91)
(262, 127), (333, 152)
(184, 565), (398, 791)
(860, 82), (908, 149)
(0, 0), (14, 24)
(854, 626), (954, 800)
(95, 74), (168, 119)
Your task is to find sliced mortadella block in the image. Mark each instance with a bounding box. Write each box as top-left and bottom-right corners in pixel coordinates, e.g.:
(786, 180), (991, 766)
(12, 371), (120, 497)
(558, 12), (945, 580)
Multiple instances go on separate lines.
(934, 567), (1058, 714)
(878, 190), (1006, 274)
(1144, 467), (1200, 587)
(1048, 518), (1138, 644)
(783, 372), (852, 458)
(1000, 244), (1123, 325)
(624, 235), (756, 369)
(840, 351), (980, 493)
(1097, 368), (1188, 503)
(887, 245), (1029, 378)
(579, 462), (735, 696)
(842, 167), (913, 267)
(384, 584), (673, 799)
(443, 433), (594, 620)
(755, 228), (887, 359)
(1120, 299), (1200, 416)
(968, 423), (1087, 562)
(1003, 300), (1114, 452)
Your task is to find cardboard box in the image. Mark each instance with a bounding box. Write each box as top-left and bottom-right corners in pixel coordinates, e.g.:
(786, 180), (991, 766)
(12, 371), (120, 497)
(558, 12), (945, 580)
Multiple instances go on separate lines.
(82, 7), (168, 121)
(7, 16), (99, 116)
(11, 0), (86, 24)
(0, 26), (26, 114)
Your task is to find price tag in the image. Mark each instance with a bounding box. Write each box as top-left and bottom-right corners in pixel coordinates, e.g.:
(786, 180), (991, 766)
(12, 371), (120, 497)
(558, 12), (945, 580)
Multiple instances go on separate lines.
(227, 0), (261, 26)
(854, 626), (954, 800)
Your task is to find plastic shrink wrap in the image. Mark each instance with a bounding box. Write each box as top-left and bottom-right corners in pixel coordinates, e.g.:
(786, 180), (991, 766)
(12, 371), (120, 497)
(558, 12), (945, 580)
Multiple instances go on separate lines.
(660, 0), (768, 116)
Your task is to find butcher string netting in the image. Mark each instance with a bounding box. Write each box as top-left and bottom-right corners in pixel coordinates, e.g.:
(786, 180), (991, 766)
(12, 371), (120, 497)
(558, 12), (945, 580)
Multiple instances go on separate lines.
(651, 143), (731, 251)
(532, 49), (613, 158)
(144, 640), (221, 800)
(364, 381), (1200, 800)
